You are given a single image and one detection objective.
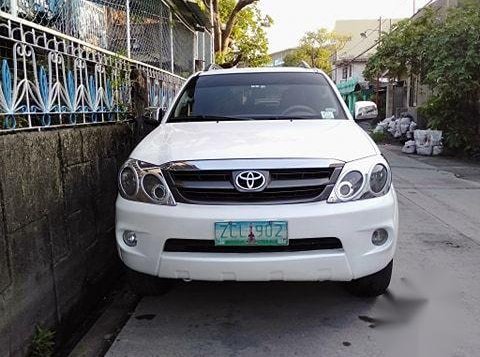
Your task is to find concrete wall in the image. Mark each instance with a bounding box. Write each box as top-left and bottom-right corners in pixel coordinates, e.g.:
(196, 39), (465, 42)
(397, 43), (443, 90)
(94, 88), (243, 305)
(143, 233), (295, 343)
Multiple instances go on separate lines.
(332, 61), (367, 84)
(0, 123), (135, 356)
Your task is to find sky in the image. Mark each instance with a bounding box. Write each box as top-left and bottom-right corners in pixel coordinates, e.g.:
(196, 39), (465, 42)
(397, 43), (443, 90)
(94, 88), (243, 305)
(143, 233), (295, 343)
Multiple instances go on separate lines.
(258, 0), (432, 53)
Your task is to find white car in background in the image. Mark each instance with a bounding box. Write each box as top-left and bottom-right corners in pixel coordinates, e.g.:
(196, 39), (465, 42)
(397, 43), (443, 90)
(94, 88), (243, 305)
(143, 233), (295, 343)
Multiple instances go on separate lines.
(116, 67), (398, 297)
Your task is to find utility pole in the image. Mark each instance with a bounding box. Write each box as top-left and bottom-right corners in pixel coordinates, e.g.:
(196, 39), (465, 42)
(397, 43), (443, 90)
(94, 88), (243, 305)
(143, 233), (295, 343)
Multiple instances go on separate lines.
(413, 0), (416, 15)
(375, 17), (382, 105)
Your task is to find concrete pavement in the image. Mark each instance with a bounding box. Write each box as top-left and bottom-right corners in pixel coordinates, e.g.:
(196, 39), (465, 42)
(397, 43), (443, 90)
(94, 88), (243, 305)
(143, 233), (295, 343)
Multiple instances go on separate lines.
(106, 146), (480, 357)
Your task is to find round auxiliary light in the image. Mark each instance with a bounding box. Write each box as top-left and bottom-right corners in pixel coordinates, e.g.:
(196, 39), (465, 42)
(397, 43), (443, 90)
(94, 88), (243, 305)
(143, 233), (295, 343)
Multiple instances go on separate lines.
(120, 167), (138, 197)
(123, 231), (137, 247)
(370, 164), (389, 194)
(372, 229), (389, 246)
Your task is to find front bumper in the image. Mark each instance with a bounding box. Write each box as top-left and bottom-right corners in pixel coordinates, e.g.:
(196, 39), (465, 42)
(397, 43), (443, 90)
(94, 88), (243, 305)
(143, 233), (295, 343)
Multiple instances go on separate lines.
(115, 188), (398, 282)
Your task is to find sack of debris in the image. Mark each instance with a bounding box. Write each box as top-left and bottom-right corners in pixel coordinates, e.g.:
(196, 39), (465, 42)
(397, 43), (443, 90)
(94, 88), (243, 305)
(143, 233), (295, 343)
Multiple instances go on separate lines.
(416, 145), (433, 156)
(388, 118), (400, 137)
(413, 129), (443, 156)
(402, 140), (416, 154)
(406, 121), (418, 139)
(433, 145), (443, 156)
(414, 130), (429, 146)
(429, 130), (443, 146)
(399, 117), (412, 134)
(409, 121), (418, 132)
(373, 125), (385, 134)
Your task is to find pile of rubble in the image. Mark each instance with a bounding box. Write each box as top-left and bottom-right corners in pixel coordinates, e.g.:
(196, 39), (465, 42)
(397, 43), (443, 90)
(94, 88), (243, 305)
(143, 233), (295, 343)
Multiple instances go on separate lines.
(374, 115), (443, 156)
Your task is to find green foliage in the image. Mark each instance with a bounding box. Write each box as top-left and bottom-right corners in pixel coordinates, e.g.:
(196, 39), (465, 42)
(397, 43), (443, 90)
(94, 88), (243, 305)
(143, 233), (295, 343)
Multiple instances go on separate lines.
(370, 131), (388, 144)
(216, 0), (272, 67)
(283, 29), (350, 72)
(365, 2), (480, 152)
(30, 326), (55, 357)
(364, 10), (437, 82)
(283, 51), (307, 67)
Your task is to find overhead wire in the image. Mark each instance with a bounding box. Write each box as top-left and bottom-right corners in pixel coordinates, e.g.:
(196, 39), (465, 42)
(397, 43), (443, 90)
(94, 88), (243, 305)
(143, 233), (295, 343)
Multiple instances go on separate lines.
(330, 0), (436, 76)
(339, 0), (410, 58)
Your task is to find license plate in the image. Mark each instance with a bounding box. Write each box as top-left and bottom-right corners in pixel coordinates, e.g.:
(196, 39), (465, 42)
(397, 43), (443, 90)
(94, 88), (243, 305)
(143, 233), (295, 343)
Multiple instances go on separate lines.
(214, 221), (288, 246)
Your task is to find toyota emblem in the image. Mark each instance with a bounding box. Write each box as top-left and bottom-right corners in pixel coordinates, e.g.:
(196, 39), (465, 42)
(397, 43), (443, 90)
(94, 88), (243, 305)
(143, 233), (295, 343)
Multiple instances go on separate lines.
(233, 170), (269, 192)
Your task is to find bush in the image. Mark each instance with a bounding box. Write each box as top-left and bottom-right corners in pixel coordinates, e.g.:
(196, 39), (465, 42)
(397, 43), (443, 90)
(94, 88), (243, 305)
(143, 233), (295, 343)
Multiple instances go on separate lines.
(364, 1), (480, 153)
(418, 95), (480, 153)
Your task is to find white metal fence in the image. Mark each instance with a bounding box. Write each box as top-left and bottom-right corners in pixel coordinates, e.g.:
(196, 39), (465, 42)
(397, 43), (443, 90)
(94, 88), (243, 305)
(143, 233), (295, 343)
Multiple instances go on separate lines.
(0, 0), (213, 131)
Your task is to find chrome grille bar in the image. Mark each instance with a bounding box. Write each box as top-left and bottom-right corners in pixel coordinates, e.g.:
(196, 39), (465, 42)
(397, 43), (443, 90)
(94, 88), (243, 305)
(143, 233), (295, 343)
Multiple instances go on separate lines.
(163, 159), (344, 205)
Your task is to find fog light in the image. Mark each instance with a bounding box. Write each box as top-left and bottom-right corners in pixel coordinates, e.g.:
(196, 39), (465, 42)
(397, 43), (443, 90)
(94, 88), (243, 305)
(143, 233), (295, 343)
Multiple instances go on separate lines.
(372, 229), (388, 246)
(123, 231), (137, 247)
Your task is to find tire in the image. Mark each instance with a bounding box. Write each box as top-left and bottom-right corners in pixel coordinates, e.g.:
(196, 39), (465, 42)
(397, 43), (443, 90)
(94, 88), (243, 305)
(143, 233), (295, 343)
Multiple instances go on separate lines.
(126, 268), (174, 296)
(346, 260), (393, 298)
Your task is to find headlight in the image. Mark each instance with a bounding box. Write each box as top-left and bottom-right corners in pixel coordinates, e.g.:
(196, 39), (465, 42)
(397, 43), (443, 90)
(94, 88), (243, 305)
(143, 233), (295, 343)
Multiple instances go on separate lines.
(370, 164), (389, 194)
(336, 171), (364, 201)
(328, 156), (392, 203)
(119, 166), (138, 197)
(118, 159), (176, 206)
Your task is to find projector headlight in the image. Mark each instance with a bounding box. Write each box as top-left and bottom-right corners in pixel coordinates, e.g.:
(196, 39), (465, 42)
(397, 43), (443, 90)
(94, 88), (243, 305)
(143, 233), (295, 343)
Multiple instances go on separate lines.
(328, 156), (392, 203)
(118, 159), (176, 206)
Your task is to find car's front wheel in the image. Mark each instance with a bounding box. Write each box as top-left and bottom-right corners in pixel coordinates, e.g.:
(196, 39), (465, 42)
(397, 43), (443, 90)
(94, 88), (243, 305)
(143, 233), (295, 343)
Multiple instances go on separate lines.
(126, 268), (174, 296)
(346, 260), (393, 297)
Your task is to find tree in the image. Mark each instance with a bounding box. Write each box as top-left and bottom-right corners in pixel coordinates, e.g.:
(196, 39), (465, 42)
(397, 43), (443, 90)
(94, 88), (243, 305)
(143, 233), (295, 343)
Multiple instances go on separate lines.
(201, 0), (272, 67)
(283, 29), (350, 72)
(363, 10), (437, 82)
(364, 1), (480, 153)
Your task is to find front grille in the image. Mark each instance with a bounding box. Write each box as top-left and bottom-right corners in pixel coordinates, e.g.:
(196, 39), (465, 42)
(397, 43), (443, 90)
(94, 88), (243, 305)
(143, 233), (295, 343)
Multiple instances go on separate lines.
(163, 238), (343, 253)
(165, 167), (343, 205)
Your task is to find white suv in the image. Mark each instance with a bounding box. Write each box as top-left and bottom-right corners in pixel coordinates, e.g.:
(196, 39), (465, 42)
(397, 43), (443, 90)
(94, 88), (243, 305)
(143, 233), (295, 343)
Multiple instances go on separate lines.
(116, 67), (398, 297)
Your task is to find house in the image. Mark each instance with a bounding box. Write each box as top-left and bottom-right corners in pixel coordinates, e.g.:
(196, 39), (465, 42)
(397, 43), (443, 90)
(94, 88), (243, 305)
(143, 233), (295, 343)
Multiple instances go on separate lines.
(331, 19), (399, 115)
(269, 48), (297, 67)
(332, 19), (399, 84)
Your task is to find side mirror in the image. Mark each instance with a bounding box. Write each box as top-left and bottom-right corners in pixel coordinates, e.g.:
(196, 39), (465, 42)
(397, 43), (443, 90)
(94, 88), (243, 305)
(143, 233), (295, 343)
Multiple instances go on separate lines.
(354, 101), (378, 121)
(142, 107), (164, 127)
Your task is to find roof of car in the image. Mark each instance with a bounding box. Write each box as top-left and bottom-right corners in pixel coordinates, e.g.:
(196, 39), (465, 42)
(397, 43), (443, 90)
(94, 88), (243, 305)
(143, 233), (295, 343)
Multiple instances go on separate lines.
(199, 67), (326, 77)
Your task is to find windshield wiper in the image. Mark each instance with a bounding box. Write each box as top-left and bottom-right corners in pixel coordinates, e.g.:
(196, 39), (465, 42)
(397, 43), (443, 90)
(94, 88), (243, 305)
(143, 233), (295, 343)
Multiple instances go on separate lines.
(171, 115), (255, 123)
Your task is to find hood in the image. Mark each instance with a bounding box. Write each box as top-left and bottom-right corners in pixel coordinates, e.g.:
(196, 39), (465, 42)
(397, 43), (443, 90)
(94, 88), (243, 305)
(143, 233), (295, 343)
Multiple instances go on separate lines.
(130, 120), (379, 165)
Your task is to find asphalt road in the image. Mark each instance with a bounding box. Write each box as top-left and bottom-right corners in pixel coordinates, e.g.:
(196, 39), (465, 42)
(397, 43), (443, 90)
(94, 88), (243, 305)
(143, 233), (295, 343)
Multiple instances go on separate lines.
(106, 146), (480, 357)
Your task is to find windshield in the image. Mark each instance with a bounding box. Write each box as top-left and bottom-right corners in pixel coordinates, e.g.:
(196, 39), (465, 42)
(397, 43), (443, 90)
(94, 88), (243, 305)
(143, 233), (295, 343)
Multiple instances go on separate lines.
(168, 72), (348, 122)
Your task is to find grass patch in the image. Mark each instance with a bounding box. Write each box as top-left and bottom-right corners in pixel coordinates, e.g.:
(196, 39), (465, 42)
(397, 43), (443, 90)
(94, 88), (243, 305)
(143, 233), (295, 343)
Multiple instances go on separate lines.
(370, 131), (388, 144)
(30, 326), (55, 357)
